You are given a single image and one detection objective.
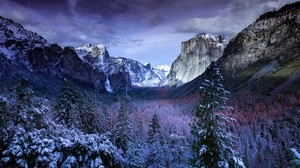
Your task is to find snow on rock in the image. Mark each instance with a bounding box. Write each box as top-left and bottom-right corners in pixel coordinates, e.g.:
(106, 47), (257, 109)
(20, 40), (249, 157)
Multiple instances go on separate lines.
(113, 58), (167, 87)
(153, 65), (170, 80)
(0, 16), (48, 46)
(291, 148), (300, 160)
(75, 43), (109, 67)
(75, 44), (167, 87)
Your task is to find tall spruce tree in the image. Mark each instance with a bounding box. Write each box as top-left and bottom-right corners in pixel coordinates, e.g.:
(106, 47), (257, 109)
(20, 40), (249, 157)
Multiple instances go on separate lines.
(124, 141), (145, 168)
(9, 78), (44, 130)
(54, 80), (82, 129)
(80, 94), (101, 134)
(114, 97), (132, 152)
(191, 62), (244, 168)
(0, 97), (8, 155)
(146, 114), (165, 168)
(148, 114), (162, 144)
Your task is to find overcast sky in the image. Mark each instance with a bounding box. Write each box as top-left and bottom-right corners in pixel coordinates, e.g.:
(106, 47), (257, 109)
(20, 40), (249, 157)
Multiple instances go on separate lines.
(0, 0), (296, 66)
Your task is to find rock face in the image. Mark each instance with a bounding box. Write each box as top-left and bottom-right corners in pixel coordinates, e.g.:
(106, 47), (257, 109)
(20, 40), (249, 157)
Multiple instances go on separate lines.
(220, 2), (300, 77)
(75, 44), (168, 87)
(165, 33), (226, 86)
(218, 2), (300, 93)
(0, 16), (127, 93)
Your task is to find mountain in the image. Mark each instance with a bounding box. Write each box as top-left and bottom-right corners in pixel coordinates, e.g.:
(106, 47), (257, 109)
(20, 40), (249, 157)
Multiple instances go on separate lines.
(173, 2), (300, 97)
(165, 33), (227, 86)
(75, 44), (168, 87)
(218, 1), (300, 94)
(0, 16), (127, 93)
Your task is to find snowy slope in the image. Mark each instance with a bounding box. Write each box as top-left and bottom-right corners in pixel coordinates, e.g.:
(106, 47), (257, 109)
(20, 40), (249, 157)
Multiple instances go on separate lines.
(112, 58), (167, 87)
(0, 16), (47, 45)
(75, 44), (168, 87)
(0, 16), (48, 62)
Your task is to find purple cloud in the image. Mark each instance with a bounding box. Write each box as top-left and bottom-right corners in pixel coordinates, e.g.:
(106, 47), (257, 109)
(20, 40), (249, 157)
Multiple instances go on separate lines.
(0, 0), (297, 66)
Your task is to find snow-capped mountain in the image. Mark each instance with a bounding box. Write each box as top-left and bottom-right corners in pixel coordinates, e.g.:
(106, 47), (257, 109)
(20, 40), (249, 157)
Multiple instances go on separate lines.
(153, 64), (170, 80)
(0, 16), (127, 93)
(165, 33), (227, 86)
(0, 16), (47, 45)
(0, 16), (48, 62)
(75, 44), (168, 87)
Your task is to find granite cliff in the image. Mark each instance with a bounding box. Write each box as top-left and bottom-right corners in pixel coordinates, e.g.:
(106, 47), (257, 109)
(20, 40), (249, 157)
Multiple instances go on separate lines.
(165, 33), (226, 86)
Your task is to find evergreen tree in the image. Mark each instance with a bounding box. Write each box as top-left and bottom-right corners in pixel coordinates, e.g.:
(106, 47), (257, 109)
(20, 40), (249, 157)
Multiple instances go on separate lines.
(98, 105), (112, 133)
(146, 114), (165, 168)
(54, 80), (82, 129)
(125, 141), (145, 168)
(0, 98), (7, 138)
(190, 62), (244, 168)
(169, 133), (191, 168)
(113, 97), (132, 152)
(80, 93), (101, 134)
(0, 97), (8, 158)
(148, 114), (162, 144)
(9, 78), (45, 130)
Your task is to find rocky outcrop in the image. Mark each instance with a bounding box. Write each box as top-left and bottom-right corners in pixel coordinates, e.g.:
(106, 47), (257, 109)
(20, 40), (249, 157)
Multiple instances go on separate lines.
(165, 33), (226, 86)
(219, 2), (300, 79)
(216, 2), (300, 93)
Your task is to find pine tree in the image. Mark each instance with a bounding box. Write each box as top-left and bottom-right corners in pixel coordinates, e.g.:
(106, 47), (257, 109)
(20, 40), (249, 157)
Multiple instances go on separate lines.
(169, 133), (191, 168)
(125, 141), (145, 168)
(191, 62), (244, 168)
(54, 80), (82, 129)
(80, 93), (102, 134)
(113, 97), (132, 152)
(0, 97), (8, 157)
(9, 78), (44, 130)
(98, 105), (112, 133)
(148, 114), (162, 144)
(146, 114), (165, 168)
(0, 98), (7, 138)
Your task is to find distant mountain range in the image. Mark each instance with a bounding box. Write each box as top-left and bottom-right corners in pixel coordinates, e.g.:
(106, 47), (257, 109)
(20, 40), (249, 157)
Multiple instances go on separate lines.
(0, 1), (299, 95)
(0, 16), (169, 94)
(75, 43), (169, 87)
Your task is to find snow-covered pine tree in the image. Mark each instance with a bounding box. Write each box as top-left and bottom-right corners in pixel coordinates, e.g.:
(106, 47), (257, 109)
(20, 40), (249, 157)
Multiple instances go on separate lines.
(80, 94), (101, 134)
(124, 141), (145, 168)
(54, 80), (83, 129)
(98, 105), (112, 133)
(146, 114), (165, 168)
(113, 97), (132, 153)
(0, 97), (8, 158)
(148, 114), (162, 144)
(8, 78), (45, 130)
(0, 97), (7, 137)
(169, 133), (191, 168)
(190, 62), (244, 168)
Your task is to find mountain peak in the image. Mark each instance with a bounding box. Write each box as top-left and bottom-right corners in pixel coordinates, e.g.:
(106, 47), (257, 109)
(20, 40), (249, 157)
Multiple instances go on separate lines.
(192, 33), (226, 44)
(165, 33), (227, 86)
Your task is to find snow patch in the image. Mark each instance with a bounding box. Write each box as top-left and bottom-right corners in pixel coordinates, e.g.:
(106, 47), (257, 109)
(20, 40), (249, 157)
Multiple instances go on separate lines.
(0, 46), (15, 60)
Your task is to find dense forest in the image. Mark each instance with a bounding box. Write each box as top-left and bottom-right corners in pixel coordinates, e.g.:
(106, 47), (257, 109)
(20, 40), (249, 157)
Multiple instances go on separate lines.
(1, 63), (300, 167)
